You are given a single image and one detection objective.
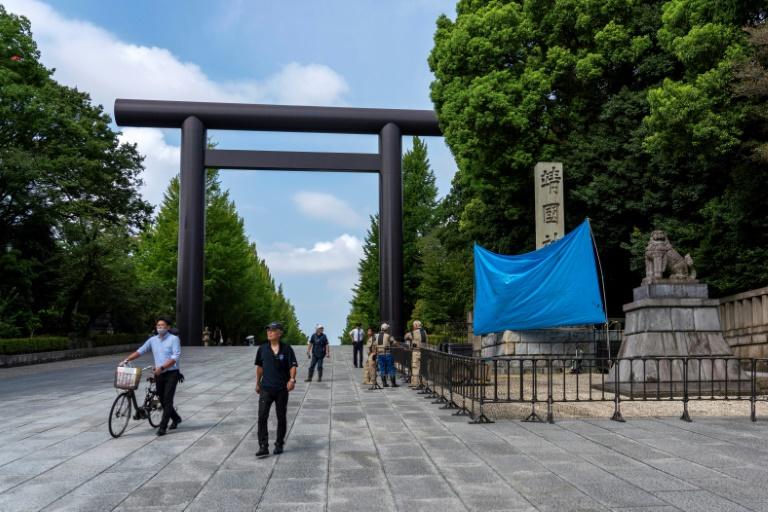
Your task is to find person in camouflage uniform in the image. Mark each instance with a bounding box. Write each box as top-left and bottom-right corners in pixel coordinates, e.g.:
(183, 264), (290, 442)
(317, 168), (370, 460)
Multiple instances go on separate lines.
(404, 320), (428, 387)
(368, 323), (398, 387)
(362, 327), (377, 386)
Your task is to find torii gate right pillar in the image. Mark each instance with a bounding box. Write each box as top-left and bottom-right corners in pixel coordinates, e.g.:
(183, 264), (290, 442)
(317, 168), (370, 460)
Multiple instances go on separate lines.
(379, 122), (404, 339)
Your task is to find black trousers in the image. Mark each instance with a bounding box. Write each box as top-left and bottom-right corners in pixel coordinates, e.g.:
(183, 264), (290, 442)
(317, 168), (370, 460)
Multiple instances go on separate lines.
(258, 388), (289, 447)
(352, 342), (363, 367)
(309, 355), (325, 371)
(155, 370), (182, 429)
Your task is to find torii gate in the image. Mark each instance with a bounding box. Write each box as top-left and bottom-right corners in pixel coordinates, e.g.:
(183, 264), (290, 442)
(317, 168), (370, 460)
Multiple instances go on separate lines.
(114, 99), (441, 344)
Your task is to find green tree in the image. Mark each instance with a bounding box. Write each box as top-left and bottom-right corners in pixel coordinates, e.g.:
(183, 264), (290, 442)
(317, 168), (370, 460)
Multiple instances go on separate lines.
(402, 137), (439, 319)
(136, 170), (304, 343)
(733, 22), (768, 164)
(429, 0), (768, 317)
(0, 6), (151, 335)
(270, 284), (306, 345)
(343, 215), (380, 342)
(342, 137), (439, 340)
(412, 232), (469, 327)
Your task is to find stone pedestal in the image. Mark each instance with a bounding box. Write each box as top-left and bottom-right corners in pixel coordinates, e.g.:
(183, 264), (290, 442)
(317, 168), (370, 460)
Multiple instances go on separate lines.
(480, 328), (595, 361)
(608, 282), (745, 396)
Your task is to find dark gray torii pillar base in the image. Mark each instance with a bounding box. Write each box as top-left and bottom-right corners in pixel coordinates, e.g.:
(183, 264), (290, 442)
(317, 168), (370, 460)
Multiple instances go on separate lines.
(114, 99), (441, 344)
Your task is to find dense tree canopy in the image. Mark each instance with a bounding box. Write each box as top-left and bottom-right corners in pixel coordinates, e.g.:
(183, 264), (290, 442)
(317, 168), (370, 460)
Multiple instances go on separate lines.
(429, 0), (768, 315)
(136, 170), (305, 344)
(0, 6), (151, 336)
(0, 6), (304, 343)
(342, 138), (439, 340)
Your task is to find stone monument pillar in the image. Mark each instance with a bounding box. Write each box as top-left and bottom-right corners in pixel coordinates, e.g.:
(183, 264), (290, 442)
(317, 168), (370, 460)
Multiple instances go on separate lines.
(611, 231), (742, 395)
(534, 162), (564, 248)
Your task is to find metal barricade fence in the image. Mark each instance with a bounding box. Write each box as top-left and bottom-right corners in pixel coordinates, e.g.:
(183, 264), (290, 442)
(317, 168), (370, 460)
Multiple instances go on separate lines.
(391, 348), (768, 425)
(391, 345), (412, 383)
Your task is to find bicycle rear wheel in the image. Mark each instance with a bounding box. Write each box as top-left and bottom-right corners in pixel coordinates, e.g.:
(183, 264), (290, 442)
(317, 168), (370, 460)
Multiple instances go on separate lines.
(109, 392), (132, 438)
(146, 393), (163, 427)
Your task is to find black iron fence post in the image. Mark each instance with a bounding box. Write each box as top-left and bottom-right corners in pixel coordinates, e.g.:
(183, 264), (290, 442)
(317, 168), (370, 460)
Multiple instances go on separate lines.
(547, 359), (554, 424)
(454, 355), (470, 417)
(469, 357), (493, 424)
(433, 351), (447, 404)
(441, 354), (457, 410)
(751, 358), (757, 422)
(680, 358), (692, 422)
(415, 348), (424, 390)
(524, 359), (544, 423)
(611, 358), (625, 422)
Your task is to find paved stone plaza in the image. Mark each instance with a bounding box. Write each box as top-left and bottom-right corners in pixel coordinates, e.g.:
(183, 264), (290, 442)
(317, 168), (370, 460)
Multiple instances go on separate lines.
(1, 347), (768, 511)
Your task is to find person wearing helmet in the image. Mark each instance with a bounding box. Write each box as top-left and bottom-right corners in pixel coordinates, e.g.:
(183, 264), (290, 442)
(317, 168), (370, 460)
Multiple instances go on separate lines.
(404, 320), (428, 387)
(306, 324), (330, 382)
(368, 323), (398, 387)
(362, 326), (377, 385)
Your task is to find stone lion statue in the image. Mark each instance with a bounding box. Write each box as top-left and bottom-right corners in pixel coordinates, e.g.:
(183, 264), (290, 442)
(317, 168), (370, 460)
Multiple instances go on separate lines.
(642, 230), (696, 284)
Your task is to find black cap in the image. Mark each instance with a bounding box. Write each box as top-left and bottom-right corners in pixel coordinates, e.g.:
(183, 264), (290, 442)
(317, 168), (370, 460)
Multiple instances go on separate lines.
(265, 322), (283, 331)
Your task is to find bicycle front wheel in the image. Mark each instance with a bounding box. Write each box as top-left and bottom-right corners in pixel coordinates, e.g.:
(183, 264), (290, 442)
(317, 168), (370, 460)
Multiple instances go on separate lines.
(109, 392), (132, 438)
(146, 394), (163, 427)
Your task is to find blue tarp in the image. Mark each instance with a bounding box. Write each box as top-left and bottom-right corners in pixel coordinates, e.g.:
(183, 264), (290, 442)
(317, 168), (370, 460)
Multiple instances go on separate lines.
(473, 219), (606, 335)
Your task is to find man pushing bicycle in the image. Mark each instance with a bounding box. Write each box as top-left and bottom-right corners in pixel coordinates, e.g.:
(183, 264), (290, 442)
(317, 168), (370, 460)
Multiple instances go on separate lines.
(120, 316), (182, 436)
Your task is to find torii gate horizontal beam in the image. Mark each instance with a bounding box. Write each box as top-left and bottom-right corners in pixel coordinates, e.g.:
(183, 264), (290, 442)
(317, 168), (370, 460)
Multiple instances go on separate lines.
(115, 99), (441, 136)
(205, 149), (380, 172)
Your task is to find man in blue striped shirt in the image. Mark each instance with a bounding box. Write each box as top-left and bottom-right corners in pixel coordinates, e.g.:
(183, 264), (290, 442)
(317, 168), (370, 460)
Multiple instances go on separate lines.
(121, 316), (183, 436)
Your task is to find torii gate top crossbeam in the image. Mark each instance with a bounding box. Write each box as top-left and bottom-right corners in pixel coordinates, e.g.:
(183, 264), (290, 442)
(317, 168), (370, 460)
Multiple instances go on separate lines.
(114, 99), (441, 136)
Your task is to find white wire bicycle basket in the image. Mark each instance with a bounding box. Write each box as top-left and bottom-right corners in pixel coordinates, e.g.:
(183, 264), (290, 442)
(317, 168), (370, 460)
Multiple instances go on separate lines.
(114, 365), (142, 390)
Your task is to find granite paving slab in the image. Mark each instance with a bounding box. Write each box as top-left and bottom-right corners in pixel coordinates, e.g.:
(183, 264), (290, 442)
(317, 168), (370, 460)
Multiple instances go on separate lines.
(1, 346), (768, 511)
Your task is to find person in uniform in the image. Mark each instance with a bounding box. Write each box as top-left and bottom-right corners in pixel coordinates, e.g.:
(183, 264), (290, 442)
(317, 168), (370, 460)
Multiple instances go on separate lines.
(404, 320), (428, 387)
(202, 326), (211, 347)
(362, 326), (377, 385)
(368, 323), (398, 388)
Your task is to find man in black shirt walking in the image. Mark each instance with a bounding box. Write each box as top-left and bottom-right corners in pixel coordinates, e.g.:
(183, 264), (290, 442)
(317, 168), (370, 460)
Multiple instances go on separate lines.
(255, 322), (298, 457)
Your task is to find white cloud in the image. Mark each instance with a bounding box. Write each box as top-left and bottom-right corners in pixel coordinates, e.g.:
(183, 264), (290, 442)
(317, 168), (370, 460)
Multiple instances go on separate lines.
(258, 63), (349, 106)
(118, 128), (179, 208)
(292, 191), (367, 228)
(6, 0), (349, 110)
(262, 234), (363, 274)
(5, 0), (350, 206)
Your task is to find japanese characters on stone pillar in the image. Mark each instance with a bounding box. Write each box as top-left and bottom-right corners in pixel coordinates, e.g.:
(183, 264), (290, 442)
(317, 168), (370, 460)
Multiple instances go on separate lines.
(534, 162), (565, 249)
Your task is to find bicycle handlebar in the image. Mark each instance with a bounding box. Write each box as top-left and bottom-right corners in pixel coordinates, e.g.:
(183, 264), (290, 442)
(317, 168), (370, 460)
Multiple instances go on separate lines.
(118, 361), (154, 372)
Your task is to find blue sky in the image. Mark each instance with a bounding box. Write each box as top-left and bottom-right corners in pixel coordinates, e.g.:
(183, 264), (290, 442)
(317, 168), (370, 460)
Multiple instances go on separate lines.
(6, 0), (458, 343)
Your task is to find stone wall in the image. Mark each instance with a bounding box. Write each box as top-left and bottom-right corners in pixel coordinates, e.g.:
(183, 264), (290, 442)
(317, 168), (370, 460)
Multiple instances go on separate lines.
(719, 286), (768, 358)
(0, 343), (137, 368)
(479, 328), (602, 359)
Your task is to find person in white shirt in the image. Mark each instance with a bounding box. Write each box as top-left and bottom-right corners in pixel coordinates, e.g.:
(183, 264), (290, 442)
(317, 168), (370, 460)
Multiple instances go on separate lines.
(349, 323), (365, 368)
(121, 316), (182, 436)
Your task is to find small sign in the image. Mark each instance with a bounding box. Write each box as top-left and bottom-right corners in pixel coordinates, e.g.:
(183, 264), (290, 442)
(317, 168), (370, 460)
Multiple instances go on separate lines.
(534, 162), (564, 249)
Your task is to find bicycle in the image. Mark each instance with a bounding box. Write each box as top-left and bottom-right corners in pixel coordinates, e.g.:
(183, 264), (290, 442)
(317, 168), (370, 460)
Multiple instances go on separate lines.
(109, 363), (163, 438)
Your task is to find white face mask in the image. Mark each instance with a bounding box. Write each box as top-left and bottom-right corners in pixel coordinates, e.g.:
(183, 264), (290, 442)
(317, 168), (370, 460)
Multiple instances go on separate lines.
(156, 327), (168, 336)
